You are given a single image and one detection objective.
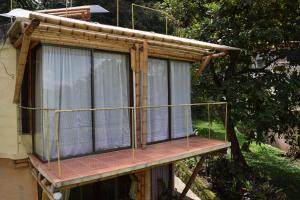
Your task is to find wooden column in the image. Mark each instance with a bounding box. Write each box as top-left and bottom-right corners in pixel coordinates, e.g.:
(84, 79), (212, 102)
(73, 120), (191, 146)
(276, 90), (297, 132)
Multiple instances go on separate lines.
(13, 18), (40, 103)
(136, 171), (146, 200)
(145, 169), (151, 200)
(141, 41), (149, 149)
(134, 44), (142, 147)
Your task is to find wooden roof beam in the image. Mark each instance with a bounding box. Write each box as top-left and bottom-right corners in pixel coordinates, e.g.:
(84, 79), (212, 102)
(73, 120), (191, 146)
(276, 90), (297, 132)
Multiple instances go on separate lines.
(36, 23), (212, 56)
(193, 52), (227, 80)
(13, 18), (40, 104)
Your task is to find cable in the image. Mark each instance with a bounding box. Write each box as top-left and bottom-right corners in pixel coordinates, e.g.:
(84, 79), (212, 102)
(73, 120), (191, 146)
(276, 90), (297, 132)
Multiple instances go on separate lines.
(0, 21), (15, 79)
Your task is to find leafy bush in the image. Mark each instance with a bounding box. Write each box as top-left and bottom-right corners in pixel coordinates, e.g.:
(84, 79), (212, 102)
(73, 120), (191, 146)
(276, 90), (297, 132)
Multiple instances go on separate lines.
(203, 157), (286, 200)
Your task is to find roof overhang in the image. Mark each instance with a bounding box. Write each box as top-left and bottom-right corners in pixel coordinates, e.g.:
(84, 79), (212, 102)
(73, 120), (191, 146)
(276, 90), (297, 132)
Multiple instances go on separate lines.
(3, 9), (241, 104)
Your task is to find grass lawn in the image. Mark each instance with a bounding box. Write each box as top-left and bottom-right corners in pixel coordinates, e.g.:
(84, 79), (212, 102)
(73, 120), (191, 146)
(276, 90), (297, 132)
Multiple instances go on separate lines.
(193, 120), (300, 200)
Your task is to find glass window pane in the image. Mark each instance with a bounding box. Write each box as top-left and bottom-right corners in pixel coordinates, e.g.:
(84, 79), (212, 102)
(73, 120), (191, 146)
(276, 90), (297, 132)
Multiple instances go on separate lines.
(93, 52), (131, 151)
(170, 60), (192, 139)
(147, 58), (169, 143)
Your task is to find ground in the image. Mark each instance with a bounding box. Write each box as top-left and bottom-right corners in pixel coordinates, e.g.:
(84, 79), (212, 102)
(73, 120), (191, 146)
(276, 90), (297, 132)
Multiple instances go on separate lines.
(0, 159), (37, 200)
(175, 176), (200, 200)
(194, 120), (300, 200)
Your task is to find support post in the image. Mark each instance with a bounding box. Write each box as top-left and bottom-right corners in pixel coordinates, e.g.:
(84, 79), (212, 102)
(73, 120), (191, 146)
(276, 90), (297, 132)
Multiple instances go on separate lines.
(145, 169), (151, 200)
(134, 44), (141, 147)
(13, 18), (40, 103)
(141, 41), (148, 149)
(179, 156), (206, 200)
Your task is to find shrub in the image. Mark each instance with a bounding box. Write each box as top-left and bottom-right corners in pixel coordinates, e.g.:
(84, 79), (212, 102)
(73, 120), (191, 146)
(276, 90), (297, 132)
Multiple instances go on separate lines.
(203, 157), (286, 200)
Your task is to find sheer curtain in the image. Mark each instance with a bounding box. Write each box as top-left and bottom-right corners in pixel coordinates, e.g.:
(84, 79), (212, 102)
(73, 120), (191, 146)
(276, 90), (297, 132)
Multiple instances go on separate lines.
(170, 60), (193, 139)
(147, 58), (169, 143)
(35, 45), (93, 160)
(93, 52), (131, 151)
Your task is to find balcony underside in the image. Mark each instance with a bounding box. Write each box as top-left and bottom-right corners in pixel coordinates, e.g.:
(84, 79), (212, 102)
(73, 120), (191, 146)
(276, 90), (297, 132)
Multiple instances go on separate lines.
(29, 137), (230, 188)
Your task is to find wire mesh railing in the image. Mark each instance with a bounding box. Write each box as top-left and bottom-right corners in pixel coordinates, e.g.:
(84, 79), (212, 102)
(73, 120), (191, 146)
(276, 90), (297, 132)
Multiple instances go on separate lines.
(19, 102), (228, 177)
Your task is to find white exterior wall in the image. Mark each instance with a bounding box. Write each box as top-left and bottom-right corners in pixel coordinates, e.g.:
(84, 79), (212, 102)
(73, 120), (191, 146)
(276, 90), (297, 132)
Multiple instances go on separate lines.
(0, 40), (30, 159)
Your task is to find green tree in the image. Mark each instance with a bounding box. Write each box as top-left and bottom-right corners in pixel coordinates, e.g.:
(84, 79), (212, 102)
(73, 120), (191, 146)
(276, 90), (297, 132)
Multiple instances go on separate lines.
(159, 0), (300, 167)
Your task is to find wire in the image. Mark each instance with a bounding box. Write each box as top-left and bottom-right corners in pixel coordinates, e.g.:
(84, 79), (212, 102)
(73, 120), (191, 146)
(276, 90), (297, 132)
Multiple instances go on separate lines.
(0, 23), (15, 79)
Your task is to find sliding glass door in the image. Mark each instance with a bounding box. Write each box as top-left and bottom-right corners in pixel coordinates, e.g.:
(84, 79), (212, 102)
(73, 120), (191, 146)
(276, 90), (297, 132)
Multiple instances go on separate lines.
(35, 45), (93, 160)
(34, 46), (131, 160)
(147, 58), (169, 143)
(146, 58), (192, 143)
(170, 60), (193, 139)
(93, 52), (131, 151)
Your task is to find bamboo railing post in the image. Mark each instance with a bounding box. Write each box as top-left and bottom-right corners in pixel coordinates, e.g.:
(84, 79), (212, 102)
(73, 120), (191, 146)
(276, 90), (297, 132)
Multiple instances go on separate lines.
(207, 104), (211, 139)
(131, 109), (135, 161)
(131, 4), (134, 29)
(44, 110), (51, 169)
(141, 41), (149, 149)
(186, 106), (190, 148)
(165, 16), (168, 35)
(54, 111), (61, 177)
(225, 103), (228, 142)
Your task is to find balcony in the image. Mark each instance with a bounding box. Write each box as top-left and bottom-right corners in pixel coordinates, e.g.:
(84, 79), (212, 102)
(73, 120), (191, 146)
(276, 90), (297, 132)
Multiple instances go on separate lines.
(29, 137), (229, 188)
(23, 102), (230, 189)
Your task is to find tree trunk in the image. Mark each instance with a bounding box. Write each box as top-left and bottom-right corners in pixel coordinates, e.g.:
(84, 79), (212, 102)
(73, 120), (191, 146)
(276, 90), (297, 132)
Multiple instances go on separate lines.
(226, 106), (248, 168)
(227, 119), (248, 168)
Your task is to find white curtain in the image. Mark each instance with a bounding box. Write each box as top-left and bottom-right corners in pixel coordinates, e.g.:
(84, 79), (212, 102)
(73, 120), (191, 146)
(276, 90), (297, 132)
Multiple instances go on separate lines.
(93, 52), (131, 151)
(170, 60), (193, 139)
(35, 45), (93, 160)
(147, 58), (169, 143)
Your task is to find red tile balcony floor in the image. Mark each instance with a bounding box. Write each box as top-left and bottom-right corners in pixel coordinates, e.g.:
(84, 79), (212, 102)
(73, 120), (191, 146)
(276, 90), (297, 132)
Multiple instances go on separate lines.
(29, 137), (230, 188)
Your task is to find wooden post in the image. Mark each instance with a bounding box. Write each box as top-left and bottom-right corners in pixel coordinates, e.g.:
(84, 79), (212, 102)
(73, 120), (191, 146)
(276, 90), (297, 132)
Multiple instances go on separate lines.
(179, 156), (206, 200)
(145, 169), (151, 200)
(141, 41), (148, 149)
(13, 18), (40, 104)
(135, 44), (142, 147)
(136, 171), (146, 200)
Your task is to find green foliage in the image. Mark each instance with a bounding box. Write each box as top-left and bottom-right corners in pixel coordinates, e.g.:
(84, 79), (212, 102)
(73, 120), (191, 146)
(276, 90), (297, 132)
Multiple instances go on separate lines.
(205, 157), (287, 200)
(244, 142), (300, 200)
(175, 161), (219, 200)
(160, 0), (300, 146)
(38, 0), (167, 33)
(193, 120), (300, 199)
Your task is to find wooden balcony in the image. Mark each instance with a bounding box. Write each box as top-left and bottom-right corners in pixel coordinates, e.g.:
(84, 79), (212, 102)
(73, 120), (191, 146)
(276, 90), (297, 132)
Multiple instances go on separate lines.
(29, 137), (230, 189)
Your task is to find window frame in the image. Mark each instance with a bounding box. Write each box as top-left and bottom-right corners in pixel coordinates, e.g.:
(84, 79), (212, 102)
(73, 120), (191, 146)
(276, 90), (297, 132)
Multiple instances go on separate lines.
(31, 44), (133, 162)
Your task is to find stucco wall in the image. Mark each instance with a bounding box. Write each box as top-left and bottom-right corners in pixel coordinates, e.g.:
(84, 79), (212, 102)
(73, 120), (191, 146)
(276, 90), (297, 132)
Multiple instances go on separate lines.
(0, 40), (29, 159)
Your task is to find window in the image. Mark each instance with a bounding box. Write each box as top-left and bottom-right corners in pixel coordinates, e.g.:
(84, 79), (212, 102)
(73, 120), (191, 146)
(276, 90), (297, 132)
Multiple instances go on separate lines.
(34, 45), (93, 160)
(147, 58), (169, 143)
(147, 59), (193, 143)
(170, 60), (193, 139)
(33, 45), (131, 161)
(93, 51), (131, 151)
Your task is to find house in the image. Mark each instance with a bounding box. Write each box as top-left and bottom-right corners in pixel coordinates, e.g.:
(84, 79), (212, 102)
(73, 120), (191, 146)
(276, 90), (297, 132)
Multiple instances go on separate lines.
(0, 6), (239, 200)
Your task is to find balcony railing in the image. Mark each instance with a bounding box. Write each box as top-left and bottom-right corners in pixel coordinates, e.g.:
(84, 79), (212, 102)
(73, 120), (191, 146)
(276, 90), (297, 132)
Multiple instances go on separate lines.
(20, 102), (228, 177)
